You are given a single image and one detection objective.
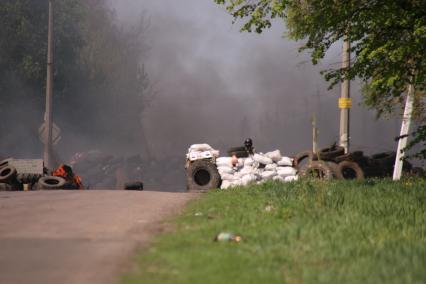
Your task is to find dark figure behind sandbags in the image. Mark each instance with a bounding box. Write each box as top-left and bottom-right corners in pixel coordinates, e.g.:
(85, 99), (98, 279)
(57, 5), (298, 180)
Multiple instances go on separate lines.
(227, 138), (256, 158)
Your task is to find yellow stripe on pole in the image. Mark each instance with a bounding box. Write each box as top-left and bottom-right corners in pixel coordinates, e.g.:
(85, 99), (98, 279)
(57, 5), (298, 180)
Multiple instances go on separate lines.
(339, 98), (352, 109)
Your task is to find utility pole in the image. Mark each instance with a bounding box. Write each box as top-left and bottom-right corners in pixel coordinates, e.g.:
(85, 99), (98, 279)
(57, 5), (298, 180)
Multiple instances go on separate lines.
(339, 38), (352, 154)
(393, 84), (415, 180)
(312, 113), (318, 154)
(44, 0), (54, 169)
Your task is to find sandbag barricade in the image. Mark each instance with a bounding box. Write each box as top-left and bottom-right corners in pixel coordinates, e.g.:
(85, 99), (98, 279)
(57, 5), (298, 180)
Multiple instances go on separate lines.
(215, 150), (298, 190)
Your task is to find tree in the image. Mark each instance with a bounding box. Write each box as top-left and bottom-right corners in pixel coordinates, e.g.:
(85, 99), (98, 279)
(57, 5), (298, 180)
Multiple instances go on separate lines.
(0, 0), (153, 157)
(214, 0), (426, 158)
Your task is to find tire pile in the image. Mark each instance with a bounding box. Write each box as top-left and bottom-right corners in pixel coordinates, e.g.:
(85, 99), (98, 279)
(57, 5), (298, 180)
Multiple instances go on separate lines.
(295, 145), (423, 180)
(0, 158), (69, 191)
(0, 159), (25, 191)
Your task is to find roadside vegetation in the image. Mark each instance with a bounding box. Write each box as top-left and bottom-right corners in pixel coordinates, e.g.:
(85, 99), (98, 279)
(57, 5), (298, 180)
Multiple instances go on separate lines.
(123, 179), (426, 284)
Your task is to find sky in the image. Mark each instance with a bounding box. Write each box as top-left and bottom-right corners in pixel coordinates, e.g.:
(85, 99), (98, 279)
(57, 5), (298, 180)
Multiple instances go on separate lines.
(109, 0), (400, 157)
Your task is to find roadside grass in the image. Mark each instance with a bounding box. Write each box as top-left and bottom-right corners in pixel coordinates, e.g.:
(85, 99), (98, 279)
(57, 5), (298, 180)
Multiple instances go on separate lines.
(122, 178), (426, 284)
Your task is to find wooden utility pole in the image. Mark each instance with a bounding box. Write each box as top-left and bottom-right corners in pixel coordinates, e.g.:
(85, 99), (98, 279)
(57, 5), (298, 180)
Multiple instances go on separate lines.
(339, 38), (351, 154)
(393, 84), (415, 180)
(44, 0), (54, 169)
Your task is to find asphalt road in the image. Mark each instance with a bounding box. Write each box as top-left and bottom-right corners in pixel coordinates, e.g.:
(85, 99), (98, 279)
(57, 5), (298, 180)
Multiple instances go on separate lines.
(0, 190), (197, 284)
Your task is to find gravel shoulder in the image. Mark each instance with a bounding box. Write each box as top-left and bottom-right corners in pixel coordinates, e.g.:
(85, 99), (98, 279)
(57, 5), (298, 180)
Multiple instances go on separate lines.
(0, 190), (197, 284)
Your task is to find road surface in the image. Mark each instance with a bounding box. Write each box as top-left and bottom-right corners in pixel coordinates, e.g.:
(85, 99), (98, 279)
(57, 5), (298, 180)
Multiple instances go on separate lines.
(0, 190), (197, 284)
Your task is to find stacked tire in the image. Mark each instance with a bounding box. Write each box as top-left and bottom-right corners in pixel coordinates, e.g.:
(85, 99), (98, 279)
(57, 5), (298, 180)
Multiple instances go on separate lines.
(0, 158), (67, 191)
(296, 146), (365, 181)
(0, 162), (21, 191)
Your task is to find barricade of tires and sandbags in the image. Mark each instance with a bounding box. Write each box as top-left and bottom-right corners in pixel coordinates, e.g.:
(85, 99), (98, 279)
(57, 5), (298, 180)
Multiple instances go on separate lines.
(294, 144), (424, 180)
(185, 143), (425, 192)
(185, 144), (298, 191)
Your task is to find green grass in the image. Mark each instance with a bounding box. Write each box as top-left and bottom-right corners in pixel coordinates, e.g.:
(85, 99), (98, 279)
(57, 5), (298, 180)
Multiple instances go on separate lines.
(122, 179), (426, 284)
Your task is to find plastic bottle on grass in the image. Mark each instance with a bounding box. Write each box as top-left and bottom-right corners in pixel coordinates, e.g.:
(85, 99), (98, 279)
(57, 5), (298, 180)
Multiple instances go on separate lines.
(214, 232), (242, 243)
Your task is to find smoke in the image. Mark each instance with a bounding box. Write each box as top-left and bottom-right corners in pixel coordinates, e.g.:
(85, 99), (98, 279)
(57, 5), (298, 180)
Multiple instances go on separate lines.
(110, 0), (400, 157)
(0, 0), (405, 190)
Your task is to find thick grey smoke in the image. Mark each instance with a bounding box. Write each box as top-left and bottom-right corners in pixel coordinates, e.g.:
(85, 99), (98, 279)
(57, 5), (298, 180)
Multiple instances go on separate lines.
(0, 1), (404, 191)
(110, 0), (400, 158)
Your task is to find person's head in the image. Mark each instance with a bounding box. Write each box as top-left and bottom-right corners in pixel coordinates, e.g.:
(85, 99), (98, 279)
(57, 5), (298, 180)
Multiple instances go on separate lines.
(244, 138), (253, 149)
(231, 152), (238, 166)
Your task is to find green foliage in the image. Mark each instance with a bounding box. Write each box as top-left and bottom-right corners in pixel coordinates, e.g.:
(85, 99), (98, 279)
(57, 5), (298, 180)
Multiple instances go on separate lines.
(407, 124), (426, 160)
(122, 179), (426, 284)
(214, 0), (426, 159)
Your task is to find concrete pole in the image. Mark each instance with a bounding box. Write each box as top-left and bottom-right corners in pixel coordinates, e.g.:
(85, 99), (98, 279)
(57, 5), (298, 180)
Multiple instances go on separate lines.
(393, 84), (415, 180)
(44, 0), (54, 169)
(312, 113), (318, 154)
(339, 38), (351, 153)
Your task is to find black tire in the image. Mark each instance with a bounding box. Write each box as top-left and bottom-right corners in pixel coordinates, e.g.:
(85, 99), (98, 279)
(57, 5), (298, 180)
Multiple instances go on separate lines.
(334, 151), (364, 163)
(326, 161), (343, 179)
(186, 160), (221, 191)
(227, 146), (249, 158)
(38, 176), (66, 190)
(337, 161), (365, 180)
(0, 159), (11, 169)
(299, 161), (334, 180)
(124, 181), (144, 191)
(371, 152), (396, 167)
(319, 145), (345, 160)
(293, 150), (314, 170)
(0, 166), (17, 183)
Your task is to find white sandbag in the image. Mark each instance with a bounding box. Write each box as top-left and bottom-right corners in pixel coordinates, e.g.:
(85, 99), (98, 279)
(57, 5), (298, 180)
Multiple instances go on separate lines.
(273, 175), (285, 182)
(265, 163), (277, 171)
(285, 175), (299, 182)
(244, 157), (254, 167)
(241, 174), (257, 186)
(217, 166), (234, 175)
(221, 180), (232, 189)
(232, 180), (243, 187)
(187, 150), (215, 161)
(277, 156), (293, 167)
(253, 154), (273, 165)
(220, 174), (236, 181)
(189, 144), (213, 152)
(277, 167), (297, 177)
(261, 170), (277, 180)
(240, 166), (255, 175)
(232, 171), (244, 179)
(265, 150), (282, 162)
(216, 157), (232, 166)
(211, 150), (220, 158)
(254, 172), (263, 181)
